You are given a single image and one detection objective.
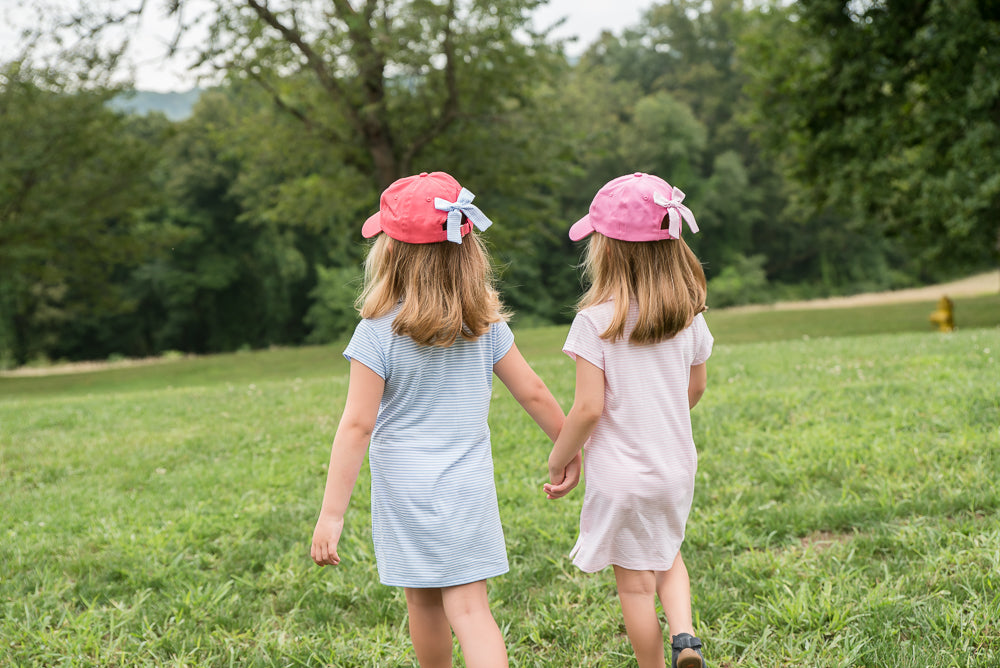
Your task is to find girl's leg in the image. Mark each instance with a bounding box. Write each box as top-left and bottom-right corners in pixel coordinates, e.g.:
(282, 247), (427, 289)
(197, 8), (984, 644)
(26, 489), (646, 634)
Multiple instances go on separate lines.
(655, 551), (695, 637)
(404, 587), (453, 668)
(440, 580), (508, 668)
(613, 566), (666, 668)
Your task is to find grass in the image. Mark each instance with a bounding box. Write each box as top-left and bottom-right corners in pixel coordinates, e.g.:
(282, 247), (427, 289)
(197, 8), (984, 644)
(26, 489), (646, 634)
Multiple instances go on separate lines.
(2, 298), (999, 666)
(703, 293), (1000, 344)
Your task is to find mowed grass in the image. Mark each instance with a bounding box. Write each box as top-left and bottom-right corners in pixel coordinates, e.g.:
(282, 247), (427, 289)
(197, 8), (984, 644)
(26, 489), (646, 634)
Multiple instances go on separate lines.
(1, 297), (999, 667)
(705, 293), (1000, 345)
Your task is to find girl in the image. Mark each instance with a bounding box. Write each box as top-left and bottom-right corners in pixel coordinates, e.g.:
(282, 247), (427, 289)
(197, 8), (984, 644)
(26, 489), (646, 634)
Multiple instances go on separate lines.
(544, 173), (713, 668)
(310, 171), (574, 668)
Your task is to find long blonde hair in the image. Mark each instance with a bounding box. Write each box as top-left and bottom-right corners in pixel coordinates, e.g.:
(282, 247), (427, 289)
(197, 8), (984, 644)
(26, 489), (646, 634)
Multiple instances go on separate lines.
(358, 233), (508, 347)
(579, 233), (707, 344)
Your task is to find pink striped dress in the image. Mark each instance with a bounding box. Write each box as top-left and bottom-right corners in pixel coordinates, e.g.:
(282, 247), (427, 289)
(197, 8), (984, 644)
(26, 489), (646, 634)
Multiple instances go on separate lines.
(563, 300), (713, 573)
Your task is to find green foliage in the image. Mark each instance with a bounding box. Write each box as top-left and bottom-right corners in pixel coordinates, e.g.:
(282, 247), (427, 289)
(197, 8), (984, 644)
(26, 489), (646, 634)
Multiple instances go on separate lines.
(122, 88), (346, 355)
(199, 0), (561, 187)
(4, 0), (999, 365)
(743, 0), (1000, 269)
(623, 92), (708, 184)
(0, 65), (163, 364)
(2, 323), (999, 666)
(304, 265), (363, 344)
(574, 1), (800, 285)
(132, 0), (578, 346)
(707, 253), (769, 308)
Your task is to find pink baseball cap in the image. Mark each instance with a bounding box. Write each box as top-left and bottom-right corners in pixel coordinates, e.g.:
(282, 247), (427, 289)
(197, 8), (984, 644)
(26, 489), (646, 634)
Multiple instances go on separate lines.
(362, 171), (493, 244)
(569, 172), (700, 242)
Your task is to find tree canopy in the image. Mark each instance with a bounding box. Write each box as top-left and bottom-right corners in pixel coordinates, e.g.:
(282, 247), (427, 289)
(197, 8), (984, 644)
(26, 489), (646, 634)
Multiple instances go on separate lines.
(0, 65), (163, 363)
(743, 0), (1000, 269)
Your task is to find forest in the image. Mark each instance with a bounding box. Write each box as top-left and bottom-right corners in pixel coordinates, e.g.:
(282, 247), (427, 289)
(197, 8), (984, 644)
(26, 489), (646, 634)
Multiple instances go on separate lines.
(2, 0), (998, 367)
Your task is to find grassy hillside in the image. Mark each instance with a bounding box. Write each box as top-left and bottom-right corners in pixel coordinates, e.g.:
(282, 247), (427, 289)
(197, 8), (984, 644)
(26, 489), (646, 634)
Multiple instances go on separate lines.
(704, 293), (1000, 344)
(1, 305), (998, 666)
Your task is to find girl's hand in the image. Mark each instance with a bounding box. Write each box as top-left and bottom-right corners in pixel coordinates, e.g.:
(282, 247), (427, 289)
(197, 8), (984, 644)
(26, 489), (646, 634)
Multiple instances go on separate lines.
(544, 453), (581, 499)
(311, 515), (345, 566)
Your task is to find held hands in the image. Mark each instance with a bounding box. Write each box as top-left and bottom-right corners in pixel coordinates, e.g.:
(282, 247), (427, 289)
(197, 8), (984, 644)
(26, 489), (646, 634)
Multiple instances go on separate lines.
(310, 514), (345, 566)
(544, 452), (581, 500)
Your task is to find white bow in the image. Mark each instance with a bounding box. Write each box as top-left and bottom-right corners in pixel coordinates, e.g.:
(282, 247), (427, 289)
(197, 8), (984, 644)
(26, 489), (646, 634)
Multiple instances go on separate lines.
(653, 187), (699, 238)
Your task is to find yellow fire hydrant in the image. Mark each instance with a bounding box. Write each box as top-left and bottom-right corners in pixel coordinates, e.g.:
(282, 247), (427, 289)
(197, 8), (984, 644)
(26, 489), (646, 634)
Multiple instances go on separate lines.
(929, 296), (955, 332)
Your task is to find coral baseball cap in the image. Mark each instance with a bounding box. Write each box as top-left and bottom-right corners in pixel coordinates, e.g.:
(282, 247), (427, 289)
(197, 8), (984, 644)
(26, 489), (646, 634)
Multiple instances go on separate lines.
(569, 172), (700, 242)
(362, 171), (493, 244)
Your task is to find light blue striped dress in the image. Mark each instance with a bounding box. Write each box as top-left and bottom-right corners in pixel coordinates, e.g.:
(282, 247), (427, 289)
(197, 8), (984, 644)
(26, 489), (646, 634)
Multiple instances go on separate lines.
(344, 308), (514, 588)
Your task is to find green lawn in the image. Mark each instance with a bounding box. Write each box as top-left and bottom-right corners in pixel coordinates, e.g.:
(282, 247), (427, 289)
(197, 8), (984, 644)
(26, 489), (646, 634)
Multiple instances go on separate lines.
(2, 300), (998, 666)
(703, 293), (1000, 344)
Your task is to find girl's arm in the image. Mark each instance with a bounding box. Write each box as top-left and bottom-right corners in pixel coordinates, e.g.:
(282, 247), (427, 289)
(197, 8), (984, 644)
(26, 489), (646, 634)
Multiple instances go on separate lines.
(493, 343), (565, 442)
(689, 362), (707, 408)
(543, 356), (604, 498)
(311, 359), (384, 567)
(493, 344), (580, 496)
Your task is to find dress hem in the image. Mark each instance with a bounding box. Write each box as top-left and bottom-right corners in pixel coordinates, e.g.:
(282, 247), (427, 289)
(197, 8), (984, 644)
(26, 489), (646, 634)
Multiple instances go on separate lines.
(379, 566), (509, 589)
(571, 551), (680, 574)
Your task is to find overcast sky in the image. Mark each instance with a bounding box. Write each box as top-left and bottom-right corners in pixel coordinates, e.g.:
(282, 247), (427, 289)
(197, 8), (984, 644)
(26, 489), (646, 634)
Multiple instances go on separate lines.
(1, 0), (654, 92)
(534, 0), (654, 54)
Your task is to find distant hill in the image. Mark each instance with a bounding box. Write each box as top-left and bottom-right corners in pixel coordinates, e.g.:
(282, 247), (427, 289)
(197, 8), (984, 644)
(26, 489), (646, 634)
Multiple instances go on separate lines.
(109, 89), (203, 121)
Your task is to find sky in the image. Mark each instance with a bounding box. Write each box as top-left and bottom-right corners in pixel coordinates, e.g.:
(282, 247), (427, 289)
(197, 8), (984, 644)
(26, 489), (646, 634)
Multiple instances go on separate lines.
(1, 0), (655, 92)
(533, 0), (654, 55)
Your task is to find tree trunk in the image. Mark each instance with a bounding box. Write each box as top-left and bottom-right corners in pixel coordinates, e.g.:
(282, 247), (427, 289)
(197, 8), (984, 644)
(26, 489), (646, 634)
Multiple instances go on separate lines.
(369, 135), (399, 190)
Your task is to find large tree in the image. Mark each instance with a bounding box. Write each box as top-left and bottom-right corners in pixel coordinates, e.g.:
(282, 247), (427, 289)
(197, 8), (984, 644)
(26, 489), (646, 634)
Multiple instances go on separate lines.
(40, 0), (561, 189)
(743, 0), (1000, 275)
(3, 0), (580, 357)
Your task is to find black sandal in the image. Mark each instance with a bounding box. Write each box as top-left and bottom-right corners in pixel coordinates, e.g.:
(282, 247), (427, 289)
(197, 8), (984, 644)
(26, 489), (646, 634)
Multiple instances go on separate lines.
(671, 633), (706, 668)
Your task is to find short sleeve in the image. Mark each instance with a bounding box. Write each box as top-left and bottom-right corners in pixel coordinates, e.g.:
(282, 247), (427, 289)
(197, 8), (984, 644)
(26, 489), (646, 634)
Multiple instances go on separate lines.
(691, 313), (714, 366)
(344, 318), (386, 379)
(491, 320), (515, 365)
(563, 312), (605, 371)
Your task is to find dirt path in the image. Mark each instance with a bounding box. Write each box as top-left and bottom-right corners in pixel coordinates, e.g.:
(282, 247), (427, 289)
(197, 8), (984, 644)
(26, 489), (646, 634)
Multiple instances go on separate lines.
(1, 354), (191, 378)
(724, 270), (999, 313)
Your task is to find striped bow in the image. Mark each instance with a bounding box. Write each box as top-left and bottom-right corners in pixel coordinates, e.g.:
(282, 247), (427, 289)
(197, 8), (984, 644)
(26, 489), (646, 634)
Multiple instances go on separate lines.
(434, 188), (493, 244)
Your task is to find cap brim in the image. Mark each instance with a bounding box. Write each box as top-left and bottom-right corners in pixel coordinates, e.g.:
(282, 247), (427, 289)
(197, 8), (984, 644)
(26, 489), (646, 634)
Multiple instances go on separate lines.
(361, 211), (383, 238)
(568, 215), (595, 241)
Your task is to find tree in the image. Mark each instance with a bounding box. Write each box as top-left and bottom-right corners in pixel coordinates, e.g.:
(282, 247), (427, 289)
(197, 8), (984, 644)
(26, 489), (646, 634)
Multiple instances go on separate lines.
(49, 0), (560, 190)
(0, 64), (162, 364)
(743, 0), (1000, 275)
(7, 1), (582, 349)
(575, 2), (788, 281)
(124, 87), (332, 354)
(200, 0), (578, 327)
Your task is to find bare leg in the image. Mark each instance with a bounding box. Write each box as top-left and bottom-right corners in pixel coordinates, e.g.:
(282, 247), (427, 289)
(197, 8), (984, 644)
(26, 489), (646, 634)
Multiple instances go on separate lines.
(404, 587), (453, 668)
(613, 566), (666, 668)
(655, 552), (694, 638)
(441, 580), (508, 668)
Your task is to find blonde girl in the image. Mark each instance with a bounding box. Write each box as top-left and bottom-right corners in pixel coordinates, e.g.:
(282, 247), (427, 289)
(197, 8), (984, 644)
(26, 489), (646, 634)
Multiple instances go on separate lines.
(544, 173), (713, 668)
(311, 171), (573, 668)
